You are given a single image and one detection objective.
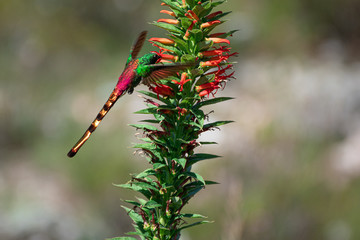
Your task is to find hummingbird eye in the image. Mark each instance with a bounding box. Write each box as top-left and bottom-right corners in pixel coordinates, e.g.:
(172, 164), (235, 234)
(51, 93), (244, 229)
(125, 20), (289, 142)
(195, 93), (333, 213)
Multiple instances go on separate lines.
(152, 53), (161, 64)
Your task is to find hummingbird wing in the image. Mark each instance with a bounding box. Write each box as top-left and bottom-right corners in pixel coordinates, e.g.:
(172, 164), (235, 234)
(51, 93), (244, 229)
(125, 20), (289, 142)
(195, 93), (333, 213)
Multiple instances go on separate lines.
(126, 31), (148, 67)
(142, 63), (193, 85)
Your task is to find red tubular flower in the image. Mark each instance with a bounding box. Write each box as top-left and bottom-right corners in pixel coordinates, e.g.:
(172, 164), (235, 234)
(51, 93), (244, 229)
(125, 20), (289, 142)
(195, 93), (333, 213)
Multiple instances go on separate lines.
(199, 46), (231, 57)
(208, 32), (226, 37)
(160, 10), (176, 17)
(161, 54), (178, 61)
(200, 60), (223, 67)
(184, 20), (196, 40)
(150, 84), (174, 97)
(172, 72), (191, 91)
(207, 37), (230, 44)
(196, 81), (221, 97)
(206, 11), (223, 20)
(187, 10), (200, 22)
(157, 19), (179, 25)
(201, 20), (221, 29)
(149, 37), (175, 45)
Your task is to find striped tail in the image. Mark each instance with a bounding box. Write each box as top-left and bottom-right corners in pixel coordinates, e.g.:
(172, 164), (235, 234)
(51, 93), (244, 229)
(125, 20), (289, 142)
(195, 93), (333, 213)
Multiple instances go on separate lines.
(67, 91), (121, 158)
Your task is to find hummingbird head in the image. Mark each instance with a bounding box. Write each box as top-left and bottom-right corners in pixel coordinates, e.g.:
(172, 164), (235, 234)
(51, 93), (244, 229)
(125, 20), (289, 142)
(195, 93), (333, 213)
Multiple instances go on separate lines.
(140, 53), (161, 65)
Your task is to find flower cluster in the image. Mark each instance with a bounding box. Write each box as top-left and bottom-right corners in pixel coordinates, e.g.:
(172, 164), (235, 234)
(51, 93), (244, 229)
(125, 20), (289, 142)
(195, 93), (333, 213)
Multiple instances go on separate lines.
(114, 1), (236, 239)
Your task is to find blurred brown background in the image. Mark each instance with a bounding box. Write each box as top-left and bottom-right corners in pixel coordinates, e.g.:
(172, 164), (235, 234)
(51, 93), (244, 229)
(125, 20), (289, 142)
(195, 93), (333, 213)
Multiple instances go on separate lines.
(1, 0), (360, 239)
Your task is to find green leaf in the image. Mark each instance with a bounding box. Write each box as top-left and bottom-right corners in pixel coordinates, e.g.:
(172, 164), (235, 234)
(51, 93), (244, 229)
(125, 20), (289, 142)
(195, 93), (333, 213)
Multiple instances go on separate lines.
(179, 213), (207, 219)
(195, 74), (215, 86)
(192, 4), (205, 18)
(181, 172), (205, 185)
(153, 163), (167, 170)
(199, 141), (218, 145)
(183, 183), (204, 199)
(179, 17), (193, 29)
(129, 124), (158, 131)
(133, 143), (156, 150)
(174, 158), (187, 168)
(181, 54), (196, 63)
(203, 120), (234, 130)
(134, 108), (157, 115)
(115, 182), (158, 193)
(188, 153), (220, 166)
(193, 97), (234, 109)
(185, 0), (195, 8)
(161, 0), (185, 14)
(152, 22), (183, 34)
(135, 169), (157, 178)
(144, 200), (162, 209)
(121, 206), (143, 224)
(190, 29), (203, 42)
(138, 90), (171, 104)
(140, 119), (160, 124)
(171, 36), (188, 52)
(205, 180), (220, 185)
(198, 39), (213, 51)
(215, 30), (238, 38)
(106, 237), (138, 240)
(190, 108), (205, 128)
(124, 200), (141, 207)
(211, 0), (226, 8)
(179, 221), (213, 230)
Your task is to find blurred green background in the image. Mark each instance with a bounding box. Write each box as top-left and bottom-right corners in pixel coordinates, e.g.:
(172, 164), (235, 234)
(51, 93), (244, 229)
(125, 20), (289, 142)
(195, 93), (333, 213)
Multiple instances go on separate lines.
(1, 0), (360, 239)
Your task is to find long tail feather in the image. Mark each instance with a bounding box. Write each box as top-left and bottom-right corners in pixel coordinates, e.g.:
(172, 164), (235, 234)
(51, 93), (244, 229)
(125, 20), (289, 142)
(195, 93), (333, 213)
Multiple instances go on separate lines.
(67, 91), (121, 158)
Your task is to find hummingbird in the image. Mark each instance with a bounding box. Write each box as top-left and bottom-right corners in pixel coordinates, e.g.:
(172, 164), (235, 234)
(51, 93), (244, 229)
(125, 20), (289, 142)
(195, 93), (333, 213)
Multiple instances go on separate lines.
(67, 31), (190, 158)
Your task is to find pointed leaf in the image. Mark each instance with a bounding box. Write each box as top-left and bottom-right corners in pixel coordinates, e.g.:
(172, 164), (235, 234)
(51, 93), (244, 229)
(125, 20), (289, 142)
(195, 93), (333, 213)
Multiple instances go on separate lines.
(161, 0), (185, 14)
(179, 220), (213, 231)
(199, 141), (217, 145)
(133, 143), (156, 150)
(181, 172), (205, 185)
(124, 200), (141, 207)
(138, 90), (171, 104)
(144, 200), (162, 209)
(205, 180), (220, 185)
(134, 108), (157, 114)
(179, 213), (207, 219)
(130, 124), (159, 131)
(106, 237), (138, 240)
(174, 158), (187, 168)
(203, 120), (234, 130)
(190, 109), (205, 128)
(135, 169), (157, 178)
(153, 163), (167, 171)
(152, 22), (183, 34)
(189, 153), (221, 164)
(121, 206), (143, 224)
(194, 97), (234, 109)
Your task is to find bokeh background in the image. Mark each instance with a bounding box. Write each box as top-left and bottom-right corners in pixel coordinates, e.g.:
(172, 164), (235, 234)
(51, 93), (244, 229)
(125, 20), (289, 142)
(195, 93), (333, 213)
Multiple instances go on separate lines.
(1, 0), (360, 239)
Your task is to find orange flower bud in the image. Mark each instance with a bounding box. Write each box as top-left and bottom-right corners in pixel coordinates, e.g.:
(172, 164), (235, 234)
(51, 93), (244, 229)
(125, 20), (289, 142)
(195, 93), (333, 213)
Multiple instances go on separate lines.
(201, 20), (221, 29)
(149, 37), (175, 45)
(200, 60), (221, 67)
(157, 19), (179, 25)
(187, 10), (200, 22)
(160, 10), (176, 17)
(206, 37), (230, 44)
(160, 54), (179, 61)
